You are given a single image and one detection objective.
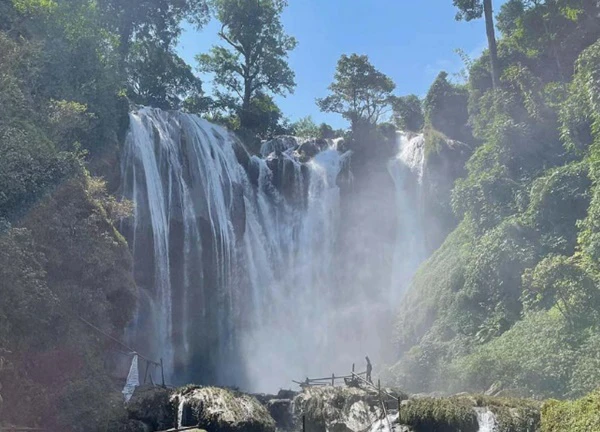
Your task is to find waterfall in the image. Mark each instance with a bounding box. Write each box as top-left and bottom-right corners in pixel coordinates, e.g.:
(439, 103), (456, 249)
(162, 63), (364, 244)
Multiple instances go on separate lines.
(475, 407), (498, 432)
(121, 108), (427, 390)
(387, 132), (427, 296)
(121, 107), (253, 383)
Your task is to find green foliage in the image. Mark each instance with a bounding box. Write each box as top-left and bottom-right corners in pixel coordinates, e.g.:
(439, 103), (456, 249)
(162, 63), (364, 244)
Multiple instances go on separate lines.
(424, 72), (470, 141)
(526, 162), (591, 254)
(391, 94), (424, 132)
(291, 116), (320, 138)
(541, 390), (600, 432)
(0, 228), (57, 348)
(290, 116), (342, 139)
(452, 146), (520, 231)
(244, 92), (290, 141)
(127, 39), (203, 109)
(460, 220), (539, 339)
(57, 379), (128, 432)
(569, 333), (600, 397)
(0, 174), (136, 428)
(98, 0), (209, 54)
(198, 0), (296, 131)
(496, 0), (599, 83)
(317, 54), (395, 130)
(453, 0), (484, 21)
(560, 40), (600, 154)
(450, 311), (577, 398)
(396, 221), (474, 355)
(522, 255), (600, 328)
(423, 126), (448, 160)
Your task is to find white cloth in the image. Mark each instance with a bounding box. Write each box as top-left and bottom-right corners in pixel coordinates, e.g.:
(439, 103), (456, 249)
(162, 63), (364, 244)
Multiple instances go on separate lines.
(122, 354), (140, 403)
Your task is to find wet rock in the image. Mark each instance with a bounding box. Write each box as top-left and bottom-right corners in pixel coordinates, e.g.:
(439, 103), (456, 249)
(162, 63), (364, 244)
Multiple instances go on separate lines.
(296, 139), (329, 162)
(266, 399), (294, 430)
(293, 387), (382, 432)
(173, 386), (276, 432)
(260, 136), (300, 157)
(122, 419), (152, 432)
(127, 386), (175, 431)
(277, 389), (297, 400)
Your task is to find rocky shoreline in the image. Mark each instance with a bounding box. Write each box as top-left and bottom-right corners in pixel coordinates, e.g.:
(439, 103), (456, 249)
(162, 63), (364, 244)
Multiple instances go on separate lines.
(125, 383), (541, 432)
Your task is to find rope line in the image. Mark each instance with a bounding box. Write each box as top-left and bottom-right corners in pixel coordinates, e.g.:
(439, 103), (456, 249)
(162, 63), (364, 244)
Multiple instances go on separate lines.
(77, 316), (160, 366)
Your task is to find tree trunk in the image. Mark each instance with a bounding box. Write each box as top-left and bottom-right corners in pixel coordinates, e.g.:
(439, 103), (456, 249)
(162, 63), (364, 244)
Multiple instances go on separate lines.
(241, 78), (252, 130)
(483, 0), (500, 89)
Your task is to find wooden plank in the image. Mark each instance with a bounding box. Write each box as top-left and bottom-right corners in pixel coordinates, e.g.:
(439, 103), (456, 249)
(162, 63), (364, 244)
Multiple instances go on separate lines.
(155, 427), (206, 432)
(1, 428), (45, 431)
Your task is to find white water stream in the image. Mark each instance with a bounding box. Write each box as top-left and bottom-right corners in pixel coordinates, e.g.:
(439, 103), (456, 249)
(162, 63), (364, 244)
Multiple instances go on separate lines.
(121, 108), (427, 391)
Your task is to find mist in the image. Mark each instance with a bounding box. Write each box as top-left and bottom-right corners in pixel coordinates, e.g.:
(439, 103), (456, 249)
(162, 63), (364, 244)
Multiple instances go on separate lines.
(119, 107), (431, 393)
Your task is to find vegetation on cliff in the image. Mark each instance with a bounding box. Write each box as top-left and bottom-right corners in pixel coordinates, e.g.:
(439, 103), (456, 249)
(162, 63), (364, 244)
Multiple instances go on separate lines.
(393, 0), (600, 400)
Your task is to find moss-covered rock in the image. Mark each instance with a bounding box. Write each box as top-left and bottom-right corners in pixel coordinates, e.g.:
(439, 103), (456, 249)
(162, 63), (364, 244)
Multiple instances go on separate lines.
(293, 386), (384, 432)
(471, 395), (541, 432)
(398, 395), (540, 432)
(173, 386), (276, 432)
(398, 397), (478, 432)
(127, 386), (175, 431)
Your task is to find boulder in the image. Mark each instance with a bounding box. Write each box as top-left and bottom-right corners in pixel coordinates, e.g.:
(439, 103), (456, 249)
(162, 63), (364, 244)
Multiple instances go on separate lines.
(293, 387), (382, 432)
(173, 386), (276, 432)
(296, 139), (329, 162)
(127, 385), (175, 431)
(260, 136), (300, 157)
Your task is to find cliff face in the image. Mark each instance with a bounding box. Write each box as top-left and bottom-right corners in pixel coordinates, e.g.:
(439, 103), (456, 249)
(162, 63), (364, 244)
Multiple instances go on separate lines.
(421, 137), (472, 253)
(0, 173), (136, 429)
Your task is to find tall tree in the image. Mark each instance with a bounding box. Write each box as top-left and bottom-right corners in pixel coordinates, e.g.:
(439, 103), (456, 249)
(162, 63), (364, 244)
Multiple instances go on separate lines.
(98, 0), (210, 57)
(317, 54), (395, 131)
(198, 0), (297, 130)
(454, 0), (500, 89)
(128, 39), (204, 109)
(390, 94), (424, 132)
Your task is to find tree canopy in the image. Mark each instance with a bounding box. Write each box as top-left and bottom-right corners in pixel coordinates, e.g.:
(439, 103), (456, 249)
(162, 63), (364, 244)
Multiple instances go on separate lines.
(391, 95), (424, 132)
(454, 0), (500, 88)
(198, 0), (297, 131)
(317, 54), (395, 131)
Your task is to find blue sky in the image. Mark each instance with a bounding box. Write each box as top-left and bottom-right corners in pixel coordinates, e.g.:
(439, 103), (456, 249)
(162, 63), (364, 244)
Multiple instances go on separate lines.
(177, 0), (506, 129)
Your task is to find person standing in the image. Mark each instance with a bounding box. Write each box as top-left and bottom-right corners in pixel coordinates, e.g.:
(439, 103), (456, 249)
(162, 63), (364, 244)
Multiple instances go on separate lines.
(365, 356), (373, 384)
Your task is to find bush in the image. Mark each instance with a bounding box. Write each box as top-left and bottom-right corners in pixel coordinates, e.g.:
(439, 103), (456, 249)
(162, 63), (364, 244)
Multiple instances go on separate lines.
(541, 391), (600, 432)
(449, 311), (577, 398)
(424, 72), (469, 142)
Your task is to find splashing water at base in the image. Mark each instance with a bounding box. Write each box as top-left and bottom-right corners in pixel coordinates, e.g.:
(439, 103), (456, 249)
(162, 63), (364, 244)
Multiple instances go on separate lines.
(475, 407), (498, 432)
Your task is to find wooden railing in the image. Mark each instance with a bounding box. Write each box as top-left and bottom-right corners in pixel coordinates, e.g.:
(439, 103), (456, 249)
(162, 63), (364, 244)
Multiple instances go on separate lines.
(293, 363), (368, 387)
(294, 363), (401, 432)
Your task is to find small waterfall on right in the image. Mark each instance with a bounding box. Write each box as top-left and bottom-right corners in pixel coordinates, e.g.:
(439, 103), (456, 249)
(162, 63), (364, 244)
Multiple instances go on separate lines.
(387, 132), (428, 297)
(475, 407), (498, 432)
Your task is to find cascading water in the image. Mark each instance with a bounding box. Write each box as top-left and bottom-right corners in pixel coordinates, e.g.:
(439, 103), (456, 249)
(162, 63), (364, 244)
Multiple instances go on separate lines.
(387, 132), (428, 296)
(121, 107), (428, 391)
(121, 108), (253, 384)
(475, 407), (498, 432)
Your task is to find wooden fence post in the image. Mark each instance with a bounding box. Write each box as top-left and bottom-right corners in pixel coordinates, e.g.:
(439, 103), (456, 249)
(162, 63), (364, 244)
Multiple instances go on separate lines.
(143, 361), (150, 384)
(160, 358), (165, 387)
(302, 414), (306, 432)
(331, 373), (335, 386)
